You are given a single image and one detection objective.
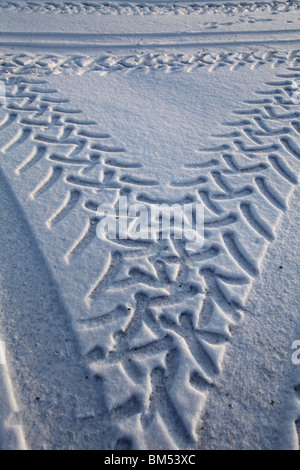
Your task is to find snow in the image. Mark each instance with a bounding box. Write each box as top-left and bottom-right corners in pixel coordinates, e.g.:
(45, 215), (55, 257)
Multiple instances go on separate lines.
(0, 0), (299, 450)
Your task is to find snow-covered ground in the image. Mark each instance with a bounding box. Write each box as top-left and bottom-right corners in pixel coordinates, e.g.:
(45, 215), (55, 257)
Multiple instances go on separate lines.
(0, 0), (299, 450)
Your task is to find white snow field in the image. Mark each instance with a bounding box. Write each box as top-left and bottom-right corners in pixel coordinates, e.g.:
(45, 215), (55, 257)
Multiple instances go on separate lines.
(0, 0), (300, 450)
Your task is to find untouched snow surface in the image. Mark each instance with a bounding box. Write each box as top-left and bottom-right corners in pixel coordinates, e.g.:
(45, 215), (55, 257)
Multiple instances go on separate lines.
(0, 0), (299, 450)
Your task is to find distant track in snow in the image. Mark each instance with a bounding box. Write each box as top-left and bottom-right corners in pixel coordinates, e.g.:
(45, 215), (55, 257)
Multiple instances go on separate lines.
(1, 50), (299, 76)
(0, 1), (299, 16)
(1, 29), (300, 52)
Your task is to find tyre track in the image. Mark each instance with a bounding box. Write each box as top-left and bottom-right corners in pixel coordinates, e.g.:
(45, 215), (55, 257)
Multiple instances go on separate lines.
(1, 29), (299, 52)
(1, 50), (299, 76)
(0, 339), (27, 450)
(0, 1), (299, 16)
(0, 55), (299, 449)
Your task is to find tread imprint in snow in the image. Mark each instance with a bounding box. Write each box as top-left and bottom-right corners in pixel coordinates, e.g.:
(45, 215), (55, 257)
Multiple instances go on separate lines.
(0, 1), (299, 16)
(0, 50), (300, 449)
